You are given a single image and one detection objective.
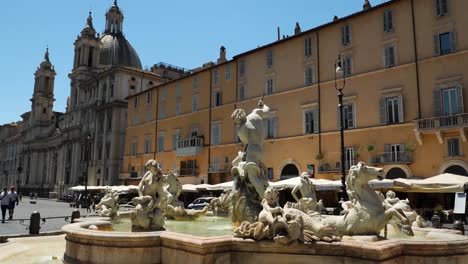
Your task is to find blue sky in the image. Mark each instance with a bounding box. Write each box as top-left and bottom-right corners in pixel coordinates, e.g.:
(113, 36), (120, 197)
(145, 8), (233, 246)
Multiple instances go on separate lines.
(0, 0), (388, 124)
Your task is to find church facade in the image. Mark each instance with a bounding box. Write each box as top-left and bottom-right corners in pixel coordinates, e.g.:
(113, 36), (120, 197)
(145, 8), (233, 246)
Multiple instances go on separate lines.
(0, 1), (179, 196)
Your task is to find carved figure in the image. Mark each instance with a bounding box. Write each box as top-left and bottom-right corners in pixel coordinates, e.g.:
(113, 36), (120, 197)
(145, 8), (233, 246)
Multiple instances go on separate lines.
(291, 172), (318, 211)
(165, 171), (184, 208)
(131, 159), (168, 231)
(383, 190), (418, 225)
(324, 162), (414, 237)
(210, 189), (232, 213)
(258, 187), (283, 225)
(96, 189), (119, 218)
(231, 99), (270, 224)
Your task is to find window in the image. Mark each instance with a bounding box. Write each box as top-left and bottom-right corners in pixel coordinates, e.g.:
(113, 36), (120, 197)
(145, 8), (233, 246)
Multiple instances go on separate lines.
(435, 0), (449, 16)
(192, 94), (198, 112)
(238, 85), (245, 101)
(42, 108), (46, 114)
(304, 109), (319, 134)
(239, 59), (245, 76)
(107, 111), (112, 130)
(225, 65), (231, 80)
(132, 114), (139, 125)
(144, 138), (151, 154)
(161, 87), (167, 101)
(172, 130), (180, 150)
(342, 56), (352, 77)
(214, 69), (219, 84)
(214, 91), (222, 107)
(130, 142), (137, 156)
(145, 110), (152, 122)
(176, 82), (182, 97)
(305, 67), (313, 86)
(212, 157), (219, 171)
(447, 138), (460, 157)
(212, 123), (221, 145)
(157, 134), (165, 152)
(341, 24), (351, 45)
(264, 118), (278, 139)
(193, 77), (198, 90)
(146, 91), (152, 104)
(384, 144), (404, 162)
(384, 45), (396, 68)
(434, 32), (456, 56)
(175, 101), (181, 116)
(266, 79), (274, 95)
(345, 147), (355, 170)
(383, 10), (394, 32)
(159, 103), (166, 119)
(266, 50), (273, 68)
(380, 96), (403, 124)
(339, 103), (355, 129)
(304, 37), (312, 57)
(133, 96), (138, 108)
(434, 86), (464, 116)
(106, 143), (111, 159)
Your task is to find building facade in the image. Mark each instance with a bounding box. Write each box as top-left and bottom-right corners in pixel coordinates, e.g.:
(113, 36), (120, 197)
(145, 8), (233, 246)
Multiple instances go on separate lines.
(123, 0), (468, 185)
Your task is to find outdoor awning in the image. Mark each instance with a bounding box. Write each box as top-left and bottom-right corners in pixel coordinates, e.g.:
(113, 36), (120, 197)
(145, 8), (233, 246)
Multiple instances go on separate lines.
(269, 177), (341, 191)
(393, 173), (468, 193)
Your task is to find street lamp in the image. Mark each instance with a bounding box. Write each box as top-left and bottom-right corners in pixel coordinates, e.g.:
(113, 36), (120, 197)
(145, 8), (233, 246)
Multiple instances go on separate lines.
(84, 133), (92, 206)
(335, 54), (349, 202)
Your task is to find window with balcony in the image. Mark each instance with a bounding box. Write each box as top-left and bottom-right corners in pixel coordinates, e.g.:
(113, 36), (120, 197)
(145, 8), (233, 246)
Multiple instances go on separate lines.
(435, 0), (449, 16)
(266, 50), (273, 68)
(214, 91), (222, 107)
(264, 118), (278, 139)
(383, 10), (394, 32)
(157, 134), (165, 152)
(180, 160), (198, 176)
(212, 123), (221, 145)
(434, 86), (463, 116)
(304, 37), (312, 57)
(305, 66), (313, 86)
(304, 109), (319, 134)
(225, 65), (231, 80)
(339, 103), (355, 129)
(192, 94), (198, 112)
(214, 69), (220, 84)
(172, 130), (179, 150)
(345, 147), (355, 170)
(341, 24), (351, 46)
(383, 144), (405, 163)
(266, 79), (274, 95)
(380, 95), (403, 124)
(434, 32), (456, 56)
(384, 45), (396, 68)
(447, 138), (461, 157)
(144, 138), (151, 154)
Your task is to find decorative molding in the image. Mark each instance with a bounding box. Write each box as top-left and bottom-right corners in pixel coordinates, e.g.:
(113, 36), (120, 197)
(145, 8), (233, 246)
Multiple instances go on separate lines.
(301, 102), (318, 109)
(277, 159), (301, 180)
(438, 160), (468, 174)
(383, 164), (413, 178)
(381, 86), (403, 94)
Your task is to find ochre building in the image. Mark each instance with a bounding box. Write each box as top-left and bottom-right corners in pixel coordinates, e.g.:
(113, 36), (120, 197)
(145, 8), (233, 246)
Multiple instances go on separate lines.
(122, 0), (468, 185)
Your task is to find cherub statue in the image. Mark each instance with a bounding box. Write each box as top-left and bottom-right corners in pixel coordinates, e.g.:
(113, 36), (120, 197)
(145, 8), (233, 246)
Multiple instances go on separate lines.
(258, 187), (283, 226)
(96, 188), (119, 218)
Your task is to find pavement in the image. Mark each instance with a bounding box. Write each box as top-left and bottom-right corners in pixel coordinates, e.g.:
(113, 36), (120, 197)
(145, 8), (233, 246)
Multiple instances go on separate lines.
(0, 197), (91, 235)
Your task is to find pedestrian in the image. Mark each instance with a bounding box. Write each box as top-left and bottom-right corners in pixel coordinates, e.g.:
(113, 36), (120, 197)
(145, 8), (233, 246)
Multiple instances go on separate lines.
(1, 188), (10, 223)
(8, 187), (19, 220)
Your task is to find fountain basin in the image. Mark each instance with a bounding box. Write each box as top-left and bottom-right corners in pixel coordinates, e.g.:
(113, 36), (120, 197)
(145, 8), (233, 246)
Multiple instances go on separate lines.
(62, 219), (468, 264)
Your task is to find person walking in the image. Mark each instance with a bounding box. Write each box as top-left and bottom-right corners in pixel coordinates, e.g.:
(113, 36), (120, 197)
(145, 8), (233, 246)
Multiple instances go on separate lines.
(1, 188), (9, 223)
(8, 187), (19, 220)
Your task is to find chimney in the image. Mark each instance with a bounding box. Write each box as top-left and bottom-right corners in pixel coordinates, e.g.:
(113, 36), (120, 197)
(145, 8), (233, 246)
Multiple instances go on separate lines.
(277, 27), (280, 41)
(217, 46), (227, 64)
(294, 22), (301, 35)
(333, 15), (339, 21)
(363, 0), (371, 10)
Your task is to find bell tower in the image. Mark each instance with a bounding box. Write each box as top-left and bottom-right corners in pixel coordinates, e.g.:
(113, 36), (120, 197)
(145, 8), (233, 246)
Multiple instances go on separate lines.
(105, 0), (124, 35)
(31, 48), (56, 125)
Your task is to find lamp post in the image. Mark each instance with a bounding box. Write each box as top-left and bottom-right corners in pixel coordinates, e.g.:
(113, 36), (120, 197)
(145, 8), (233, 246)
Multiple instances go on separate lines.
(335, 54), (349, 202)
(84, 133), (92, 207)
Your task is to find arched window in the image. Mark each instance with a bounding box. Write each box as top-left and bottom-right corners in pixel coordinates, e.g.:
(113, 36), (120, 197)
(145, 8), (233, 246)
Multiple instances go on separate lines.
(386, 167), (407, 179)
(281, 164), (299, 180)
(444, 165), (468, 176)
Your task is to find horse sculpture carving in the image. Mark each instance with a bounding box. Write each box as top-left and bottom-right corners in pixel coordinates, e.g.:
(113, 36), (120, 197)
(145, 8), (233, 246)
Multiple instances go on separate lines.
(326, 162), (414, 237)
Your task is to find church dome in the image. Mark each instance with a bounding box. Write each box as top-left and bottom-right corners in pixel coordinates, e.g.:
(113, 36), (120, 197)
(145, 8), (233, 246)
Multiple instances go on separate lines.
(98, 33), (142, 69)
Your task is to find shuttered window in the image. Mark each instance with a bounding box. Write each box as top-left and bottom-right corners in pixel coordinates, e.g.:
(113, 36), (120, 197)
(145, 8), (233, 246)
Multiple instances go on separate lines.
(436, 0), (449, 16)
(338, 103), (355, 129)
(211, 123), (221, 145)
(157, 135), (165, 152)
(304, 109), (319, 134)
(304, 37), (312, 57)
(341, 24), (351, 45)
(434, 31), (456, 56)
(433, 86), (464, 116)
(383, 10), (394, 32)
(384, 45), (396, 68)
(447, 138), (460, 157)
(305, 67), (313, 86)
(380, 96), (403, 125)
(264, 118), (278, 139)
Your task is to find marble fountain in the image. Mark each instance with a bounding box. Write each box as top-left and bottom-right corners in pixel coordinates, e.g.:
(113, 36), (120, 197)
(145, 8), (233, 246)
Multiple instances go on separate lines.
(62, 100), (468, 264)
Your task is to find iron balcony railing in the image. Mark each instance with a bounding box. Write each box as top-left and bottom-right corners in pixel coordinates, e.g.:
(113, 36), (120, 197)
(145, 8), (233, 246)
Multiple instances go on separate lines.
(318, 161), (353, 173)
(370, 151), (412, 165)
(415, 113), (468, 131)
(177, 137), (203, 149)
(208, 163), (231, 173)
(178, 168), (198, 176)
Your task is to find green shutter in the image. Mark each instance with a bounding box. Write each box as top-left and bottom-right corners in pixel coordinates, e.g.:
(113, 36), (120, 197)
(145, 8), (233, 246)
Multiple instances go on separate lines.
(433, 90), (442, 117)
(450, 31), (457, 52)
(383, 11), (388, 32)
(380, 97), (387, 124)
(398, 95), (404, 123)
(313, 110), (319, 134)
(456, 85), (464, 114)
(434, 35), (441, 56)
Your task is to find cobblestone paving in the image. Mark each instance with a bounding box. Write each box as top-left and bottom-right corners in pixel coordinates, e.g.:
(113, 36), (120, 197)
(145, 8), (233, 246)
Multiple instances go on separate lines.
(0, 197), (91, 235)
